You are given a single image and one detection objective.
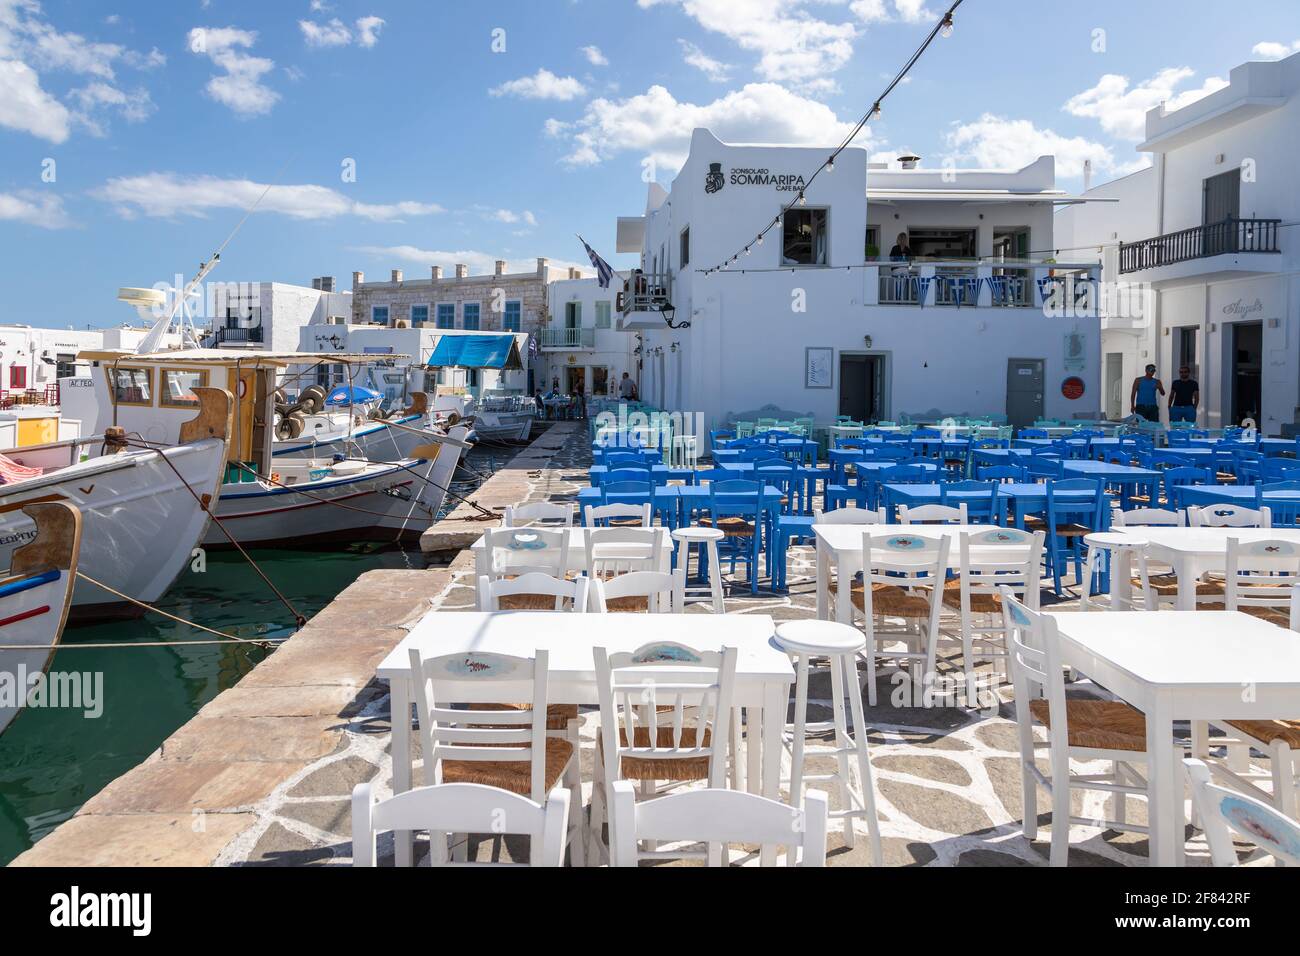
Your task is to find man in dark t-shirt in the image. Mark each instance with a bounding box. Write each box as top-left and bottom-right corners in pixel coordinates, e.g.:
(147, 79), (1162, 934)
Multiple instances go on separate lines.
(1169, 365), (1199, 424)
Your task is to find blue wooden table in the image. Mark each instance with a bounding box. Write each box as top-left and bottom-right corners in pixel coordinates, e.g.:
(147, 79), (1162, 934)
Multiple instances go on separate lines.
(995, 483), (1112, 530)
(592, 448), (663, 465)
(878, 483), (1000, 523)
(588, 464), (694, 487)
(1173, 484), (1300, 523)
(1188, 438), (1295, 457)
(1062, 460), (1159, 508)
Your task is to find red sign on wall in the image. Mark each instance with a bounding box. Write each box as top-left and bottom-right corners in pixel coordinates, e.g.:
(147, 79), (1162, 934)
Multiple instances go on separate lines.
(1061, 376), (1085, 401)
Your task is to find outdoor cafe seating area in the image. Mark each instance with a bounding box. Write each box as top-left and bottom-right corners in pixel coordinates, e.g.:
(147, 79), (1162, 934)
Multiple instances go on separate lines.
(357, 412), (1300, 868)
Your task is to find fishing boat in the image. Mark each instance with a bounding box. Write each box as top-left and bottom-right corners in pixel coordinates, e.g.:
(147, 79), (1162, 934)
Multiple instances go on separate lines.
(0, 388), (230, 618)
(421, 333), (535, 443)
(0, 502), (81, 736)
(271, 388), (472, 464)
(67, 349), (470, 548)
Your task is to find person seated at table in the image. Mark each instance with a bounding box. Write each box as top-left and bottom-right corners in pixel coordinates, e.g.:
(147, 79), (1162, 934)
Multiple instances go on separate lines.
(1169, 366), (1199, 424)
(1130, 364), (1164, 423)
(889, 231), (914, 261)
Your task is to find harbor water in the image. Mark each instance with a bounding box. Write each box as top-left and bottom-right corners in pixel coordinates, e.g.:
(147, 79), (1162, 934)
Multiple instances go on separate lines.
(0, 445), (508, 864)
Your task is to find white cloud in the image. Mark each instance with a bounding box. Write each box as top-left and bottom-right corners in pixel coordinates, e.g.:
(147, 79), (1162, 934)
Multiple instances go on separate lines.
(551, 81), (863, 171)
(1064, 68), (1228, 142)
(483, 208), (538, 227)
(92, 172), (444, 222)
(678, 39), (730, 81)
(1252, 40), (1300, 60)
(0, 58), (70, 142)
(638, 0), (857, 85)
(187, 26), (279, 117)
(352, 246), (588, 277)
(0, 0), (162, 141)
(490, 68), (586, 101)
(0, 189), (71, 228)
(355, 16), (384, 48)
(942, 113), (1136, 179)
(299, 18), (352, 48)
(581, 44), (608, 66)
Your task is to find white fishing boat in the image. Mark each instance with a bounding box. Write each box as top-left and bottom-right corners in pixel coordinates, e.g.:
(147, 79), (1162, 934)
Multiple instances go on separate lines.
(67, 348), (470, 548)
(272, 389), (472, 464)
(0, 502), (81, 736)
(0, 388), (230, 619)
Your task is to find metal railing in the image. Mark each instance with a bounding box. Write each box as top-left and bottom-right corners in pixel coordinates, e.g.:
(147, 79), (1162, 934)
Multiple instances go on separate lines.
(618, 270), (673, 315)
(204, 325), (265, 346)
(1119, 218), (1281, 274)
(539, 327), (596, 349)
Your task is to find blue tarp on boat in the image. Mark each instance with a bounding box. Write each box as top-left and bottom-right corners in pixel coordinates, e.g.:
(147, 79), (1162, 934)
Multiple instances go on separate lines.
(426, 334), (523, 370)
(326, 385), (382, 406)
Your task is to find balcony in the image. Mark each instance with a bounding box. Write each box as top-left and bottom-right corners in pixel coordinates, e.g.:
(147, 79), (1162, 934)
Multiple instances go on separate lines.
(539, 327), (596, 350)
(1119, 218), (1281, 276)
(866, 260), (1096, 312)
(204, 325), (265, 347)
(617, 270), (672, 317)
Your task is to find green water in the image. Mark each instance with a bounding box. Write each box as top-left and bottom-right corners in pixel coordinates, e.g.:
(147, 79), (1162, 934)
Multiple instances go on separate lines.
(0, 445), (511, 865)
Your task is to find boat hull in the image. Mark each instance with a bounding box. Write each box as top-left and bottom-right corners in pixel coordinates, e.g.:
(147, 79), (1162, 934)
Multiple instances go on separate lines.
(0, 440), (227, 614)
(0, 566), (76, 735)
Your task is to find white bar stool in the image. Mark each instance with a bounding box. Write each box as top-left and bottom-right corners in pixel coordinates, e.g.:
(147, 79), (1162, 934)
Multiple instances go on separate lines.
(1081, 531), (1150, 611)
(671, 527), (725, 613)
(775, 620), (883, 865)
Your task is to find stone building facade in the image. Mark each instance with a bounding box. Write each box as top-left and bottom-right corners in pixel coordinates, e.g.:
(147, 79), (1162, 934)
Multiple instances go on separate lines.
(349, 258), (584, 339)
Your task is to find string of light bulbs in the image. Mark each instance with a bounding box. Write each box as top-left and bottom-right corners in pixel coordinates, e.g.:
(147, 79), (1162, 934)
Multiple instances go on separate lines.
(700, 0), (965, 277)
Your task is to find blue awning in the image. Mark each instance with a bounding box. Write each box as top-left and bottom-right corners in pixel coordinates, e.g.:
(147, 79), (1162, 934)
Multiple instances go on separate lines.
(426, 334), (523, 370)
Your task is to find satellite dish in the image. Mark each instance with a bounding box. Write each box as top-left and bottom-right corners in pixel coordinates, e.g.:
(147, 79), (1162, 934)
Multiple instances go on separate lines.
(117, 288), (167, 309)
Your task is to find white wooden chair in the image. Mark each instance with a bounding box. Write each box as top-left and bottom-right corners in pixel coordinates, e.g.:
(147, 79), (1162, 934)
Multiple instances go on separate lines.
(590, 642), (738, 864)
(942, 529), (1044, 706)
(583, 526), (669, 579)
(406, 647), (585, 865)
(1112, 507), (1185, 528)
(1188, 504), (1272, 528)
(609, 782), (828, 867)
(852, 531), (951, 706)
(352, 782), (570, 867)
(583, 502), (652, 528)
(815, 505), (887, 526)
(503, 501), (574, 527)
(592, 568), (686, 614)
(1192, 543), (1300, 821)
(1184, 758), (1300, 867)
(482, 526), (571, 591)
(477, 572), (589, 613)
(1000, 591), (1152, 866)
(898, 503), (968, 525)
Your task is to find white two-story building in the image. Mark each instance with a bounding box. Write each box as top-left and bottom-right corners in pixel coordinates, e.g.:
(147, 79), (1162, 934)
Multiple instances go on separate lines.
(616, 128), (1103, 435)
(541, 272), (635, 397)
(1058, 51), (1300, 434)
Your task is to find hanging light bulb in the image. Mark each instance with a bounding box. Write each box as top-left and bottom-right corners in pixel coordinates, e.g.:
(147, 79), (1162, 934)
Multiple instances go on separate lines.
(756, 234), (764, 246)
(826, 155), (835, 173)
(744, 246), (751, 256)
(940, 14), (954, 38)
(870, 102), (882, 121)
(798, 192), (807, 207)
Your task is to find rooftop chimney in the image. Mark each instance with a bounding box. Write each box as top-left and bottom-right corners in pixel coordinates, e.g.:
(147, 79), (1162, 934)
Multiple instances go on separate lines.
(569, 267), (581, 280)
(495, 259), (507, 276)
(536, 257), (548, 277)
(318, 276), (335, 293)
(898, 154), (921, 170)
(391, 269), (403, 283)
(455, 263), (469, 279)
(431, 265), (443, 280)
(1083, 158), (1093, 192)
(352, 271), (365, 290)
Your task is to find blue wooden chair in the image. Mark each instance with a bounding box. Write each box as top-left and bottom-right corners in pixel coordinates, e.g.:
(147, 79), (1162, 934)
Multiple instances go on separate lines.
(1026, 457), (1064, 482)
(941, 480), (998, 523)
(1035, 479), (1106, 596)
(701, 479), (764, 594)
(978, 464), (1028, 484)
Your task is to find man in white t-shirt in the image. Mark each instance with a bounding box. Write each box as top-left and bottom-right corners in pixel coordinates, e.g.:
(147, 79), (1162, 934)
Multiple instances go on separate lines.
(618, 372), (637, 400)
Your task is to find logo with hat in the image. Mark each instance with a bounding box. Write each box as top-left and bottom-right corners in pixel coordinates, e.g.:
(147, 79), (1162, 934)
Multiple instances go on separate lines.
(705, 162), (725, 194)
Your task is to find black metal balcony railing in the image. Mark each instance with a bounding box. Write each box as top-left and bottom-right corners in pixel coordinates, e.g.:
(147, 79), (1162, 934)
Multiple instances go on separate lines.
(617, 270), (672, 315)
(204, 325), (265, 346)
(1119, 218), (1281, 274)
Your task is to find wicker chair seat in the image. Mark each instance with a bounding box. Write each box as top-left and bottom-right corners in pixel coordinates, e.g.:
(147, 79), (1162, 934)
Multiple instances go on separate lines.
(605, 595), (650, 613)
(1133, 573), (1225, 597)
(441, 737), (574, 794)
(597, 725), (713, 781)
(497, 593), (565, 611)
(1224, 718), (1300, 749)
(827, 580), (933, 618)
(941, 577), (1003, 613)
(1028, 698), (1147, 752)
(697, 516), (755, 536)
(476, 702), (580, 732)
(1196, 603), (1290, 626)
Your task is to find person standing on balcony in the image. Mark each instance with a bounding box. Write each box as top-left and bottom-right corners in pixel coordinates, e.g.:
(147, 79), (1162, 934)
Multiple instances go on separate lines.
(1168, 366), (1199, 424)
(1130, 364), (1165, 422)
(889, 232), (914, 261)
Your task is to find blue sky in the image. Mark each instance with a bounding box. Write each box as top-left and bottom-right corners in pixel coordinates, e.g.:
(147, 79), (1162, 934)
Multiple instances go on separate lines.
(2, 0), (1298, 327)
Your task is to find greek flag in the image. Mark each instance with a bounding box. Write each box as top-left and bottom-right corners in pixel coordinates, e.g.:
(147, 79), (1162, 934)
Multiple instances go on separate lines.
(578, 235), (615, 289)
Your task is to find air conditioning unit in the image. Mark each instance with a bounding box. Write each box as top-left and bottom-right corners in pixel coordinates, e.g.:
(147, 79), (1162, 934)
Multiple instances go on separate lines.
(329, 316), (348, 325)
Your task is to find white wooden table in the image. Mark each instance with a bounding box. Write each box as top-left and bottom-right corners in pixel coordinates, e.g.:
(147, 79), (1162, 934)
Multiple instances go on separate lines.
(1046, 610), (1300, 866)
(1107, 528), (1300, 610)
(471, 527), (676, 578)
(377, 611), (795, 866)
(814, 524), (1000, 623)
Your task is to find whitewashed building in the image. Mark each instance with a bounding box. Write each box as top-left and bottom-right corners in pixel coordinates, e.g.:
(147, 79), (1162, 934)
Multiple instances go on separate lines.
(616, 128), (1103, 435)
(541, 273), (635, 396)
(1058, 51), (1300, 433)
(201, 277), (352, 353)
